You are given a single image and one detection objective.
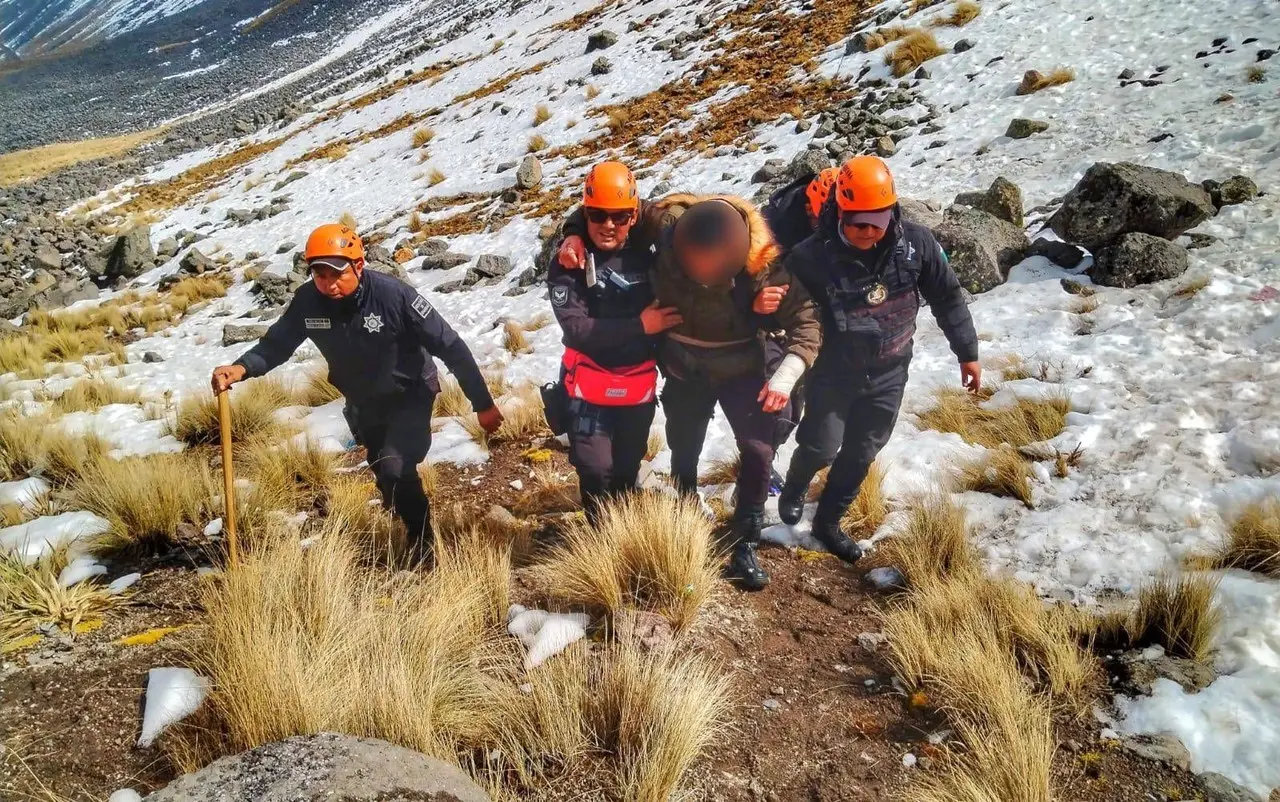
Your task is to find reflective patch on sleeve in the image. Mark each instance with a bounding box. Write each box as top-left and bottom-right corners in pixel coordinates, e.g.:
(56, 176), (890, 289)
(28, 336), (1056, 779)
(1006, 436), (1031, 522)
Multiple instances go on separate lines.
(551, 285), (569, 307)
(411, 294), (434, 318)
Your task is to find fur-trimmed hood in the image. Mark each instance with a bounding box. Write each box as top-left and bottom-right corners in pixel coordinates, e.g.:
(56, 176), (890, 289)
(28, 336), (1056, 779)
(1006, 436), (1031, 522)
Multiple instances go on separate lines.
(648, 193), (780, 277)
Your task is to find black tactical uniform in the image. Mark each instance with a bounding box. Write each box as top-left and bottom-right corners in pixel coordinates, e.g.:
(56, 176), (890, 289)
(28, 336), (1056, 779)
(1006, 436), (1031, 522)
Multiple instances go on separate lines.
(234, 269), (492, 555)
(548, 240), (658, 520)
(780, 205), (978, 561)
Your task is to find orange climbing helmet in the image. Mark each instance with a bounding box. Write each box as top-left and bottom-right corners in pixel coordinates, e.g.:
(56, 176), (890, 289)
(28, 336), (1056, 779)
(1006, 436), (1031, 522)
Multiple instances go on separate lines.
(805, 167), (839, 219)
(304, 223), (365, 269)
(835, 155), (898, 214)
(583, 161), (639, 211)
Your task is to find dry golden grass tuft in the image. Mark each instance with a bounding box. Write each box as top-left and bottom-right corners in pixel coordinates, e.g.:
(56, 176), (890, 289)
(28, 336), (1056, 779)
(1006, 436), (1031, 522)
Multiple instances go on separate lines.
(524, 312), (554, 332)
(533, 104), (552, 126)
(645, 430), (666, 461)
(170, 378), (295, 446)
(462, 382), (550, 448)
(72, 452), (219, 552)
(840, 461), (888, 536)
(511, 464), (580, 517)
(606, 108), (631, 133)
(931, 0), (980, 27)
(1213, 499), (1280, 576)
(534, 491), (722, 632)
(428, 168), (447, 186)
(1018, 67), (1076, 95)
(432, 377), (471, 419)
(586, 84), (601, 100)
(0, 410), (108, 487)
(338, 211), (358, 230)
(1070, 294), (1100, 314)
(875, 494), (978, 588)
(502, 320), (532, 354)
(240, 437), (340, 513)
(527, 134), (549, 153)
(957, 446), (1035, 507)
(412, 127), (436, 148)
(885, 29), (947, 77)
(1169, 272), (1212, 301)
(0, 127), (167, 186)
(918, 386), (1069, 450)
(2, 550), (122, 649)
(294, 370), (342, 407)
(1126, 573), (1221, 661)
(1245, 65), (1266, 83)
(408, 211), (424, 233)
(322, 476), (399, 556)
(700, 451), (741, 486)
(50, 377), (144, 414)
(861, 24), (911, 52)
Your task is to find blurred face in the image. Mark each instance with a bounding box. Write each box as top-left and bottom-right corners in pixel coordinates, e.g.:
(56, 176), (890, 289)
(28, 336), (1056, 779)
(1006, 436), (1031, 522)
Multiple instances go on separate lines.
(584, 207), (636, 251)
(311, 259), (363, 299)
(680, 244), (737, 286)
(840, 212), (889, 250)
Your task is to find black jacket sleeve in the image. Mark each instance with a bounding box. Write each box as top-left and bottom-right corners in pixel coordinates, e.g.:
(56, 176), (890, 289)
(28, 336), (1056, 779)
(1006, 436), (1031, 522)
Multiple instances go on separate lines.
(917, 234), (980, 364)
(233, 297), (308, 378)
(548, 262), (646, 352)
(402, 290), (494, 412)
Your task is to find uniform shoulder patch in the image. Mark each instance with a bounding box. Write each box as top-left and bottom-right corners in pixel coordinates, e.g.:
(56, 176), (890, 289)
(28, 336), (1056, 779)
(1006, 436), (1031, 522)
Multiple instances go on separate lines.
(551, 285), (569, 307)
(411, 294), (434, 318)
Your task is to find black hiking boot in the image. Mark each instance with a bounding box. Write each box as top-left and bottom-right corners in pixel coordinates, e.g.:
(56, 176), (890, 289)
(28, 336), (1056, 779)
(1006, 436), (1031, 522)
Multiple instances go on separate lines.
(724, 510), (770, 591)
(811, 520), (863, 566)
(778, 484), (806, 526)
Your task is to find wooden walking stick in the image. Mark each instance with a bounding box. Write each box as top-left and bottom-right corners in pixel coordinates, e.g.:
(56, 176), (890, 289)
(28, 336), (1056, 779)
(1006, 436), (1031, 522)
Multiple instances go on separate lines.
(217, 388), (240, 568)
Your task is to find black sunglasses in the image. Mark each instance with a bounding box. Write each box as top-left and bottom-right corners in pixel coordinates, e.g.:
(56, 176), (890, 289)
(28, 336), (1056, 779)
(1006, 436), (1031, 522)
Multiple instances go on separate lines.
(585, 208), (635, 226)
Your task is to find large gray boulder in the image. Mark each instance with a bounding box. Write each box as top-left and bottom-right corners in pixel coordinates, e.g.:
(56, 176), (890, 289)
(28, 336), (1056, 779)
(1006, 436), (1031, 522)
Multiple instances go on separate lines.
(935, 205), (1030, 293)
(143, 733), (490, 802)
(223, 321), (271, 347)
(515, 156), (543, 191)
(32, 244), (62, 271)
(753, 149), (831, 203)
(1199, 772), (1263, 802)
(364, 245), (409, 281)
(1119, 733), (1191, 771)
(898, 198), (944, 231)
(104, 225), (155, 280)
(472, 254), (513, 279)
(1048, 162), (1216, 250)
(953, 176), (1024, 227)
(253, 271), (305, 307)
(179, 248), (219, 275)
(421, 252), (473, 271)
(1091, 232), (1189, 288)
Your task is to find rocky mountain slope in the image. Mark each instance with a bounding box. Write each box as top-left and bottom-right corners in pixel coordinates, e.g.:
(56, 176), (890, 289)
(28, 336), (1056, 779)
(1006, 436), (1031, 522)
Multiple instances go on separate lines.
(1, 0), (1278, 799)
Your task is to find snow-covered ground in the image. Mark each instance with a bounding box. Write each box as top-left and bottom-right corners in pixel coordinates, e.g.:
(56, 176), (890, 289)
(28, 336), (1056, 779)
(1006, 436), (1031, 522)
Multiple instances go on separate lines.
(3, 0), (1279, 792)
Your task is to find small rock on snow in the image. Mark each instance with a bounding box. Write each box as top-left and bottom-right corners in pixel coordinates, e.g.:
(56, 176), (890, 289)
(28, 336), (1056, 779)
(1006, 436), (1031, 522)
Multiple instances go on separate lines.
(953, 38), (973, 53)
(143, 351), (165, 363)
(1005, 118), (1050, 139)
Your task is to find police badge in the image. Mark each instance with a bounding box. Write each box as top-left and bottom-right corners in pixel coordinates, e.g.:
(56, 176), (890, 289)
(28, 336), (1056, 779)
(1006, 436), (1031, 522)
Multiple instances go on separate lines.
(551, 286), (569, 306)
(866, 283), (888, 306)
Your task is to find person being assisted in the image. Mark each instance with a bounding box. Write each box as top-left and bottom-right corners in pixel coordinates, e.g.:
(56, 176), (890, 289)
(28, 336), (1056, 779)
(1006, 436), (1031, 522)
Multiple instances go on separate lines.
(777, 156), (981, 563)
(211, 223), (502, 564)
(545, 162), (681, 522)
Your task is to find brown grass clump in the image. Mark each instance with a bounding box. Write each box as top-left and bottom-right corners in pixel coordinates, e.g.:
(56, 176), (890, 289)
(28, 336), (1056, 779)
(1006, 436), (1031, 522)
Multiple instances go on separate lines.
(72, 452), (219, 551)
(1169, 272), (1212, 301)
(0, 127), (167, 186)
(534, 491), (722, 632)
(931, 0), (980, 27)
(1214, 499), (1280, 576)
(412, 127), (436, 148)
(170, 378), (295, 446)
(533, 104), (552, 126)
(511, 464), (580, 517)
(605, 108), (631, 133)
(645, 430), (666, 461)
(586, 84), (601, 100)
(240, 437), (340, 513)
(462, 382), (550, 448)
(428, 168), (447, 187)
(408, 211), (424, 233)
(527, 134), (549, 153)
(433, 377), (471, 419)
(1017, 67), (1076, 95)
(917, 386), (1069, 450)
(322, 476), (399, 555)
(1126, 574), (1221, 661)
(502, 320), (532, 354)
(1, 550), (122, 649)
(840, 461), (888, 536)
(242, 0), (304, 32)
(294, 370), (342, 407)
(0, 410), (108, 487)
(50, 377), (144, 413)
(1070, 294), (1100, 314)
(957, 446), (1035, 507)
(885, 29), (947, 77)
(876, 494), (978, 588)
(700, 451), (741, 486)
(338, 211), (358, 231)
(1245, 65), (1266, 84)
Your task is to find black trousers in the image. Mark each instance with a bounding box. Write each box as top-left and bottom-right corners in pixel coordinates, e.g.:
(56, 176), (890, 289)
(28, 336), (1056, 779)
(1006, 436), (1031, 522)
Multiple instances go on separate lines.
(662, 372), (790, 515)
(784, 366), (908, 527)
(567, 400), (656, 520)
(352, 391), (435, 554)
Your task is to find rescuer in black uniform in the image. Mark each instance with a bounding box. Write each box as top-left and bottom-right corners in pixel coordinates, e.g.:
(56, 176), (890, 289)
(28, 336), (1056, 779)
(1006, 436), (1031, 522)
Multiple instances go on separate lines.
(211, 223), (501, 561)
(778, 156), (982, 564)
(547, 161), (681, 522)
